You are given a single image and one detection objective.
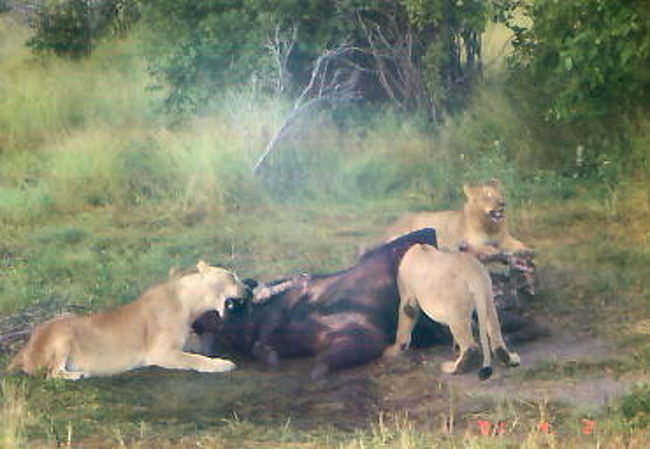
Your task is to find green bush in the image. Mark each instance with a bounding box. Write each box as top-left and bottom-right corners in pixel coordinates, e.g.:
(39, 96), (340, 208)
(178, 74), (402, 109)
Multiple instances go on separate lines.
(116, 150), (172, 206)
(29, 0), (95, 58)
(140, 0), (491, 115)
(508, 0), (650, 123)
(621, 383), (650, 429)
(503, 0), (650, 167)
(28, 0), (140, 58)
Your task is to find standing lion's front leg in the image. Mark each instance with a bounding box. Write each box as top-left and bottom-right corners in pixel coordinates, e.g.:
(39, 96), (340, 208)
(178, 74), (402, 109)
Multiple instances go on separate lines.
(384, 297), (420, 358)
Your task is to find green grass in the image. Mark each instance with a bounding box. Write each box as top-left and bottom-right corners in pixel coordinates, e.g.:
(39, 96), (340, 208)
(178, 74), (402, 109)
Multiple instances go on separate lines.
(1, 374), (648, 448)
(0, 18), (155, 151)
(0, 14), (649, 449)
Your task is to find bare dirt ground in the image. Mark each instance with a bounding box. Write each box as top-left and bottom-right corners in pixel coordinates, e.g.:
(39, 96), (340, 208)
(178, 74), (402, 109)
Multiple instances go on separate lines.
(380, 331), (629, 414)
(254, 326), (644, 430)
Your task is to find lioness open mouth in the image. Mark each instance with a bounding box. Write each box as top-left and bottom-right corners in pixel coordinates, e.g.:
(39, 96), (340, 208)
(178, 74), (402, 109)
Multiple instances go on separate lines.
(223, 282), (255, 313)
(489, 209), (505, 222)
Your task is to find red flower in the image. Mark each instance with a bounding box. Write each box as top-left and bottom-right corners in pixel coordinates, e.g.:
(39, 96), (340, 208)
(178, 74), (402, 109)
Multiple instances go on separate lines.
(477, 420), (492, 436)
(538, 421), (552, 433)
(581, 419), (596, 435)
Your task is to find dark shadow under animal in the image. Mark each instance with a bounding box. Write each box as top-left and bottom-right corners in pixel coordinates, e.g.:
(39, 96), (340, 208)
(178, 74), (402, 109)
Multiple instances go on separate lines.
(192, 228), (549, 379)
(195, 228), (438, 380)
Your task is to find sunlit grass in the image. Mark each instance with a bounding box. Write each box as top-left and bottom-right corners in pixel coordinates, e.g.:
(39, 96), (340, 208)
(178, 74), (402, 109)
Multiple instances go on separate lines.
(0, 17), (154, 153)
(1, 379), (34, 449)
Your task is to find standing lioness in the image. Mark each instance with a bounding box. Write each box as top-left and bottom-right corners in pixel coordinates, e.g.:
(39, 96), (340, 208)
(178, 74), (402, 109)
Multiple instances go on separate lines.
(387, 244), (520, 380)
(8, 261), (248, 379)
(385, 179), (531, 255)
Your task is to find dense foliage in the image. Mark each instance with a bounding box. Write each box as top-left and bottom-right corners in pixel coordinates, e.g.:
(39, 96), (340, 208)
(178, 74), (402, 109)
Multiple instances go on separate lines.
(139, 0), (490, 116)
(503, 0), (650, 161)
(621, 383), (650, 429)
(12, 0), (650, 169)
(26, 0), (140, 58)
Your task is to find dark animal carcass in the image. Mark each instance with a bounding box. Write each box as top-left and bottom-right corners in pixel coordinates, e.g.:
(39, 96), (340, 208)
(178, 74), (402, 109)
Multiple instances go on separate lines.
(195, 228), (438, 380)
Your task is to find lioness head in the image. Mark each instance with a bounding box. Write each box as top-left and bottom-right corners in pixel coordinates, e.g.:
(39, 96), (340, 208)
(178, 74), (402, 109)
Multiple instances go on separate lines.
(181, 261), (252, 317)
(463, 179), (506, 223)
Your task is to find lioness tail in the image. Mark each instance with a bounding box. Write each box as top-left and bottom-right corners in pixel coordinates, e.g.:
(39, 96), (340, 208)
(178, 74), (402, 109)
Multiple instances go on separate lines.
(6, 349), (25, 374)
(470, 274), (494, 381)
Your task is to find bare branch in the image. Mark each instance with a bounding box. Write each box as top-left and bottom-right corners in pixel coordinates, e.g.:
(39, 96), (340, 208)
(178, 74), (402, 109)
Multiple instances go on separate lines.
(266, 22), (298, 95)
(355, 9), (436, 120)
(254, 39), (364, 174)
(294, 42), (361, 108)
(253, 95), (355, 174)
(252, 273), (311, 304)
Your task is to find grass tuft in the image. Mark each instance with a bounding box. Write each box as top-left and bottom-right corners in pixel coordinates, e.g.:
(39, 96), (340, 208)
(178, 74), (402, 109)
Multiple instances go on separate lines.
(1, 379), (31, 449)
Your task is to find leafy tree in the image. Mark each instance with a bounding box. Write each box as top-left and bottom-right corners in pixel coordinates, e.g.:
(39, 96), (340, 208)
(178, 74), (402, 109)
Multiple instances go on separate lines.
(27, 0), (141, 59)
(28, 0), (94, 58)
(504, 0), (650, 156)
(140, 0), (492, 116)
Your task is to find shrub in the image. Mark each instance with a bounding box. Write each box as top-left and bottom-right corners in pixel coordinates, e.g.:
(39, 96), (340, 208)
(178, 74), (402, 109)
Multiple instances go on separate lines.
(27, 0), (140, 58)
(621, 383), (650, 429)
(503, 0), (650, 167)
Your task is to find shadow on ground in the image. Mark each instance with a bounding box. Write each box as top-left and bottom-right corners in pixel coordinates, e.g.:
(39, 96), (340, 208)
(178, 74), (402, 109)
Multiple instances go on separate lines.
(23, 327), (635, 441)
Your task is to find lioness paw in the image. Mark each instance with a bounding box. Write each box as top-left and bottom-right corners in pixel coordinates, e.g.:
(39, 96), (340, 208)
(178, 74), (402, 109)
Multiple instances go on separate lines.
(212, 358), (237, 373)
(507, 352), (521, 367)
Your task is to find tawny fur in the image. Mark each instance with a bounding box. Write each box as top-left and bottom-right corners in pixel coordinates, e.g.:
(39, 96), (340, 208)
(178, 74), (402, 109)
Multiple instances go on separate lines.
(385, 179), (531, 255)
(7, 261), (246, 379)
(386, 244), (520, 379)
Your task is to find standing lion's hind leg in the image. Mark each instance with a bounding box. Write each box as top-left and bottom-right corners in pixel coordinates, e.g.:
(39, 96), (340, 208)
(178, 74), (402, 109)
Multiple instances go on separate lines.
(442, 321), (482, 375)
(495, 347), (520, 367)
(443, 346), (482, 376)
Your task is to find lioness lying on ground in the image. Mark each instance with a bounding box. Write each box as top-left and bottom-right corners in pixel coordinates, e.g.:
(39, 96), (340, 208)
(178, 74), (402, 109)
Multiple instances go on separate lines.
(384, 178), (531, 255)
(386, 244), (520, 380)
(7, 261), (249, 379)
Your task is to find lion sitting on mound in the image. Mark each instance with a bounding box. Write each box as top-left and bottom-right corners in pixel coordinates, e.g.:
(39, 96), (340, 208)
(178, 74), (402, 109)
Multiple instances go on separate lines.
(385, 178), (538, 312)
(7, 261), (248, 379)
(387, 244), (520, 380)
(384, 178), (531, 255)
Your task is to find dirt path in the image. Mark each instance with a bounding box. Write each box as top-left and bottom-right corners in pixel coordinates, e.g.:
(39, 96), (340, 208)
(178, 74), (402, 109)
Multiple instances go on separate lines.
(366, 330), (639, 420)
(257, 328), (643, 429)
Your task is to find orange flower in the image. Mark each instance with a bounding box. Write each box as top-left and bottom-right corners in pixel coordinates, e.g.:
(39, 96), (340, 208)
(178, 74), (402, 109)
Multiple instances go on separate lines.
(477, 420), (492, 436)
(538, 420), (552, 433)
(581, 419), (596, 435)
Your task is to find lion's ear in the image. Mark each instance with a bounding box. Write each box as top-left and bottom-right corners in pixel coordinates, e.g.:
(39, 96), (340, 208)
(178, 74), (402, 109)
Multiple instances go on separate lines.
(463, 183), (475, 198)
(196, 260), (210, 274)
